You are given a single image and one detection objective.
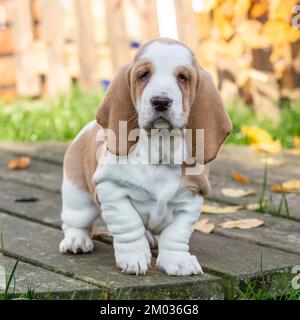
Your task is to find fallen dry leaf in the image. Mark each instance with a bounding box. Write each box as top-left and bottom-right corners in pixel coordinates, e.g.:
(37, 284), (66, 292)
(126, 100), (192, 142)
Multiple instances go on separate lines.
(221, 188), (256, 198)
(246, 203), (260, 211)
(219, 218), (264, 229)
(271, 179), (300, 194)
(241, 126), (273, 144)
(240, 126), (281, 155)
(194, 219), (215, 234)
(8, 156), (31, 170)
(251, 140), (282, 155)
(285, 148), (300, 156)
(232, 170), (251, 184)
(260, 157), (283, 166)
(202, 204), (243, 214)
(293, 136), (300, 148)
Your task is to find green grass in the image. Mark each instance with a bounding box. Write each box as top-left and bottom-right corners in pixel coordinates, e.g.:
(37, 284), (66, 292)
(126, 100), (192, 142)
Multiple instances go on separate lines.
(236, 280), (300, 300)
(0, 259), (36, 300)
(234, 255), (300, 300)
(0, 86), (103, 142)
(227, 99), (300, 148)
(0, 88), (300, 145)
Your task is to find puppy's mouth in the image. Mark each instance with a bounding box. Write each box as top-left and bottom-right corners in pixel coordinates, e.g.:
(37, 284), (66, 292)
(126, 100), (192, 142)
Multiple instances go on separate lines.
(140, 113), (187, 132)
(142, 117), (173, 132)
(152, 117), (172, 129)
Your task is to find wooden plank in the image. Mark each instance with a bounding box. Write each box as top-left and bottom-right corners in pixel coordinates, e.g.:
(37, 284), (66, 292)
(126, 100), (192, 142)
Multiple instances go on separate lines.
(34, 139), (292, 190)
(31, 0), (41, 22)
(0, 178), (105, 232)
(2, 175), (299, 265)
(38, 0), (71, 96)
(0, 212), (224, 300)
(74, 0), (99, 89)
(136, 0), (160, 43)
(0, 55), (16, 85)
(7, 142), (295, 176)
(201, 200), (300, 256)
(191, 231), (300, 277)
(174, 0), (199, 51)
(208, 174), (300, 221)
(190, 233), (300, 297)
(0, 151), (62, 193)
(0, 255), (100, 299)
(0, 0), (12, 25)
(0, 143), (299, 220)
(213, 145), (300, 186)
(10, 0), (41, 96)
(0, 141), (67, 165)
(2, 209), (299, 299)
(0, 28), (13, 54)
(0, 85), (16, 101)
(0, 178), (62, 227)
(104, 0), (131, 73)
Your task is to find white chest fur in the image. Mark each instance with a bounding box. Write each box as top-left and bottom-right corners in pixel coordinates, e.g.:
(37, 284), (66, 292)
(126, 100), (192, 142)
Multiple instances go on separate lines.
(94, 158), (184, 232)
(93, 131), (198, 233)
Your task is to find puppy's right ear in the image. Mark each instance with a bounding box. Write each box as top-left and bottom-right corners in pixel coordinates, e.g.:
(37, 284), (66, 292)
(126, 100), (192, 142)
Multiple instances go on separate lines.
(96, 64), (139, 155)
(187, 65), (232, 164)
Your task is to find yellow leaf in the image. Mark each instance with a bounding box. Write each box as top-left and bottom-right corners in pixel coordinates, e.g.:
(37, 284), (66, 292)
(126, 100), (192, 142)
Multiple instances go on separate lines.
(271, 180), (300, 194)
(293, 137), (300, 148)
(8, 156), (31, 170)
(262, 20), (300, 45)
(232, 170), (251, 184)
(250, 1), (268, 18)
(221, 188), (256, 198)
(246, 203), (260, 211)
(194, 219), (215, 234)
(251, 140), (282, 155)
(260, 158), (284, 166)
(237, 20), (270, 48)
(219, 218), (264, 229)
(285, 148), (300, 155)
(269, 0), (299, 21)
(241, 126), (273, 144)
(202, 204), (243, 214)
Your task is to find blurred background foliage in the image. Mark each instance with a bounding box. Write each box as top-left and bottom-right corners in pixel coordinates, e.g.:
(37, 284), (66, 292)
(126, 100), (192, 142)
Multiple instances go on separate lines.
(197, 0), (300, 122)
(0, 0), (299, 148)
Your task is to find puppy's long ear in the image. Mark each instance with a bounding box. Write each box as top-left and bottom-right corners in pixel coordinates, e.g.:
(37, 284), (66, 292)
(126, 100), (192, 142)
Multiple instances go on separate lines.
(187, 64), (232, 164)
(96, 64), (139, 155)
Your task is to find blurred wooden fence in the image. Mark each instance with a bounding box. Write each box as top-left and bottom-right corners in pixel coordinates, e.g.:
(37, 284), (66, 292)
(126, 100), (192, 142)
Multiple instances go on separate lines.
(0, 0), (199, 98)
(0, 0), (300, 117)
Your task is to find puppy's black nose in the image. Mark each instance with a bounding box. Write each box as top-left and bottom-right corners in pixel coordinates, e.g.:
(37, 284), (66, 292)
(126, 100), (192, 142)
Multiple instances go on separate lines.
(150, 96), (173, 112)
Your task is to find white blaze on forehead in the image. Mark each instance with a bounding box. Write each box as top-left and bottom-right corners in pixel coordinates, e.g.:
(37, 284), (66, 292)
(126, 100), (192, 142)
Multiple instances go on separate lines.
(139, 42), (193, 71)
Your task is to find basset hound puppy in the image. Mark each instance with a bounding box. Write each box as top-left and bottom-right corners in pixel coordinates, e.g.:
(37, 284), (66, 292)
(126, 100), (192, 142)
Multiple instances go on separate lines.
(59, 38), (232, 276)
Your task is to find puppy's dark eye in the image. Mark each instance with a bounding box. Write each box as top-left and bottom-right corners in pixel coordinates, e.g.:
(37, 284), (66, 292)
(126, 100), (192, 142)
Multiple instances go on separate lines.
(177, 73), (188, 83)
(139, 71), (150, 81)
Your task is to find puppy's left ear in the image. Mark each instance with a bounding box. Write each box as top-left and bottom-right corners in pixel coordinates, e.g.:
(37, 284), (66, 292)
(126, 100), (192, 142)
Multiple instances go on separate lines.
(188, 65), (232, 164)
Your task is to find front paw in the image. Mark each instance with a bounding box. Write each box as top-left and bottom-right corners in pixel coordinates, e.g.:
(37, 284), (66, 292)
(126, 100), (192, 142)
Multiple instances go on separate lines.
(156, 250), (203, 276)
(114, 237), (152, 275)
(59, 228), (94, 254)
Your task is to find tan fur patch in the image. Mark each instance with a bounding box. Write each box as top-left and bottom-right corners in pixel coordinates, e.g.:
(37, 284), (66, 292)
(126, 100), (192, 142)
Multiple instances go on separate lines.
(181, 164), (211, 196)
(64, 122), (103, 196)
(130, 60), (153, 105)
(173, 66), (197, 113)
